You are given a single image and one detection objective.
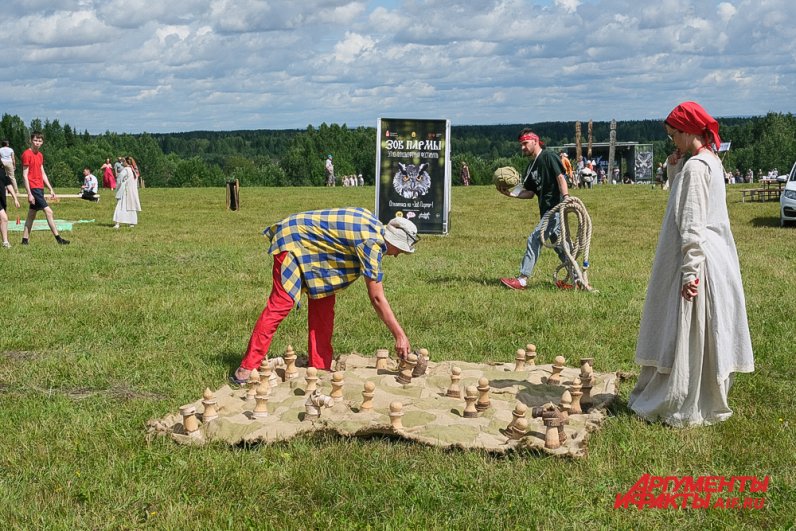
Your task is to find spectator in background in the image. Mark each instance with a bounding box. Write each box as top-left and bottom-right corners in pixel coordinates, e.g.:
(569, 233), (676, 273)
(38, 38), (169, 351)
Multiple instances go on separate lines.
(358, 173), (364, 186)
(325, 154), (335, 187)
(79, 167), (99, 202)
(113, 156), (142, 229)
(1, 163), (21, 248)
(559, 152), (573, 186)
(101, 158), (116, 191)
(20, 131), (69, 245)
(114, 157), (124, 178)
(0, 140), (18, 195)
(460, 162), (471, 186)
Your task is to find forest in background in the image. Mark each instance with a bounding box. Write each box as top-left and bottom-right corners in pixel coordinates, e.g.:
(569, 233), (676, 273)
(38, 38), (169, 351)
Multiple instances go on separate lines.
(1, 112), (795, 188)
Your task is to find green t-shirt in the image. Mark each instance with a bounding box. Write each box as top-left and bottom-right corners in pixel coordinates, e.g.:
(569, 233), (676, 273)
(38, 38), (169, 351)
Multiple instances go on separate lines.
(522, 148), (565, 216)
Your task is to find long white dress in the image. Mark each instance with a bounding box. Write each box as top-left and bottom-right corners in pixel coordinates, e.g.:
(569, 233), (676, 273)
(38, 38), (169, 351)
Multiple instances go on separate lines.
(628, 151), (754, 427)
(113, 167), (142, 225)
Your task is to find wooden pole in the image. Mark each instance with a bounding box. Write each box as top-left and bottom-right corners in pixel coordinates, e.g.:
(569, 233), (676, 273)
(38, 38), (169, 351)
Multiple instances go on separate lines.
(608, 120), (617, 183)
(587, 120), (593, 159)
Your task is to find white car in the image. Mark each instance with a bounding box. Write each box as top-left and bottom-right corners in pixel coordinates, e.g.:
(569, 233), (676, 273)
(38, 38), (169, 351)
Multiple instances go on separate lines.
(781, 161), (796, 227)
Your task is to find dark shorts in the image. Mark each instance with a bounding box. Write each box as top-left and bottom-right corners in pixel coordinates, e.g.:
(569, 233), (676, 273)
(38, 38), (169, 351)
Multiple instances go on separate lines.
(29, 188), (48, 211)
(0, 185), (6, 212)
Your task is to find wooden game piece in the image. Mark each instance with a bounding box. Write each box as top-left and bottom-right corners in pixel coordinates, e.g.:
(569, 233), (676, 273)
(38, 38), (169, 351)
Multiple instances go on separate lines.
(532, 403), (568, 445)
(543, 416), (563, 449)
(361, 381), (376, 410)
(201, 388), (218, 421)
(559, 389), (572, 420)
(246, 369), (261, 399)
(507, 417), (529, 440)
(180, 405), (200, 434)
(284, 345), (298, 380)
(508, 402), (528, 430)
(396, 353), (417, 384)
(446, 366), (463, 398)
(304, 390), (333, 421)
(463, 385), (479, 418)
(514, 348), (526, 371)
(475, 377), (491, 411)
(412, 348), (429, 377)
(579, 358), (594, 409)
(579, 358), (594, 379)
(375, 348), (390, 370)
(525, 344), (537, 366)
(305, 367), (319, 393)
(264, 364), (279, 388)
(253, 382), (270, 419)
(330, 371), (345, 402)
(547, 355), (566, 385)
(570, 378), (583, 414)
(580, 379), (593, 410)
(389, 401), (404, 430)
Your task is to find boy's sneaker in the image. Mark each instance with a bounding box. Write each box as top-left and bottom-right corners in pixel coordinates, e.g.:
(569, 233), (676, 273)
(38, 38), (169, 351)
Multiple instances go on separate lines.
(2, 241), (10, 249)
(56, 236), (70, 245)
(500, 277), (526, 290)
(21, 238), (29, 245)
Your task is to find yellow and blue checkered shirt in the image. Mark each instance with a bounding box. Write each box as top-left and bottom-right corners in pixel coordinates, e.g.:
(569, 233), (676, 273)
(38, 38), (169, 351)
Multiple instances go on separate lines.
(264, 207), (386, 302)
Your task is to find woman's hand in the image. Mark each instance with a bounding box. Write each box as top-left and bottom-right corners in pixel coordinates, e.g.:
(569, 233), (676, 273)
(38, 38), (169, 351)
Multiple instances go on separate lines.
(681, 278), (699, 301)
(667, 149), (683, 166)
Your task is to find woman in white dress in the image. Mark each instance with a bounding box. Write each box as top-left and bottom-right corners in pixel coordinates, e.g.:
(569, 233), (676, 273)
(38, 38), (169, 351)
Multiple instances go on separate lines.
(113, 156), (142, 228)
(628, 102), (754, 427)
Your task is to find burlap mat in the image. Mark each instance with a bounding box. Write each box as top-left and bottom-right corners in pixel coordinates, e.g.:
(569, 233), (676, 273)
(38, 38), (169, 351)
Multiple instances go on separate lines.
(147, 354), (618, 458)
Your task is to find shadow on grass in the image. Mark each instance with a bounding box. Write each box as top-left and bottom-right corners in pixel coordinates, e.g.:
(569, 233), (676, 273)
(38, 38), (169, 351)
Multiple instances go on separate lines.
(215, 349), (244, 373)
(749, 216), (782, 228)
(424, 274), (498, 286)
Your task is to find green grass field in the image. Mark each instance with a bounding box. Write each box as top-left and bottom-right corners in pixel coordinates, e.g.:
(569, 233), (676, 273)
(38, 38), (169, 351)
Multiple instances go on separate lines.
(1, 184), (793, 529)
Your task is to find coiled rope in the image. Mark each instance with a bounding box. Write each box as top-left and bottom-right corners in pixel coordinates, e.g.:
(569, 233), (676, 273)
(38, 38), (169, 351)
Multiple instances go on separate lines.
(538, 196), (595, 291)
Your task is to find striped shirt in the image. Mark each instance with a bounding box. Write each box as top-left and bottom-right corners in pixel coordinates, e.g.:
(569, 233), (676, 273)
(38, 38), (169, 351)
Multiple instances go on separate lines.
(264, 207), (386, 301)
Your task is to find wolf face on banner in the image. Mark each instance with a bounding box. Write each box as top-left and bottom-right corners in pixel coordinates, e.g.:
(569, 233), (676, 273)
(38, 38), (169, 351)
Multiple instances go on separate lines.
(393, 162), (431, 199)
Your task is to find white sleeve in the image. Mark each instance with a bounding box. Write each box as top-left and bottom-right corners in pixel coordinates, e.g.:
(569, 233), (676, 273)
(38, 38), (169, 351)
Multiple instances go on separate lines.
(673, 159), (709, 285)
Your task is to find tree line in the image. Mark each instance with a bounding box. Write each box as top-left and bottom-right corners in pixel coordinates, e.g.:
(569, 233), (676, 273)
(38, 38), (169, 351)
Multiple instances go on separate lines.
(2, 112), (794, 188)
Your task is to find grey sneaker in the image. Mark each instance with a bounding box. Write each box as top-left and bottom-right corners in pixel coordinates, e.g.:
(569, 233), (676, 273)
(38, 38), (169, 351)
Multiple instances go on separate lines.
(2, 241), (10, 249)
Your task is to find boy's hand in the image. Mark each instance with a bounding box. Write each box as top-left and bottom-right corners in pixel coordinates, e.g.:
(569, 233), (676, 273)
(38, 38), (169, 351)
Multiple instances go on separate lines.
(14, 198), (20, 208)
(28, 193), (34, 204)
(49, 192), (56, 199)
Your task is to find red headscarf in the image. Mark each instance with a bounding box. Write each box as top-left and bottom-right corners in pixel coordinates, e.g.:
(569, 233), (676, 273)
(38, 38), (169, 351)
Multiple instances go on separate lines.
(665, 101), (721, 150)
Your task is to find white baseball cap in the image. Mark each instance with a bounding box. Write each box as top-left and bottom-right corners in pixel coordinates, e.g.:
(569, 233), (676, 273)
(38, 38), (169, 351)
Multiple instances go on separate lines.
(384, 217), (419, 253)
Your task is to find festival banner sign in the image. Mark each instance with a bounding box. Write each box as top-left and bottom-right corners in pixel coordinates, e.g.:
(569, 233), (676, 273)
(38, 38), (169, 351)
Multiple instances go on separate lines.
(375, 118), (451, 234)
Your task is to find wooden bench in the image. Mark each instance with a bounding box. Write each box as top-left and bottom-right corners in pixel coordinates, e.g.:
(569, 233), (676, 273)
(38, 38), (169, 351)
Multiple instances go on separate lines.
(740, 188), (780, 203)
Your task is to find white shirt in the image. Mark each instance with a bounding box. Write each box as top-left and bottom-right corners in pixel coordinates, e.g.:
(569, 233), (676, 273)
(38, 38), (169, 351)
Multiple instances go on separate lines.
(82, 173), (98, 193)
(0, 146), (13, 163)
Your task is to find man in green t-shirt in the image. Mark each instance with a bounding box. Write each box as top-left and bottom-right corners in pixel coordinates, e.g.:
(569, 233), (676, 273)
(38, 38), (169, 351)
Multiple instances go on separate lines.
(499, 129), (570, 290)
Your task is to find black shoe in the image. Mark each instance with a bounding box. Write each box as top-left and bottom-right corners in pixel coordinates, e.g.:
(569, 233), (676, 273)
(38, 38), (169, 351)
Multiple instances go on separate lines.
(56, 237), (70, 245)
(21, 238), (29, 245)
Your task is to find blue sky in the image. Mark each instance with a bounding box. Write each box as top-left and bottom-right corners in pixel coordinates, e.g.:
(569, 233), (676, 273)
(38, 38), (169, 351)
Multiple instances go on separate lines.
(1, 0), (794, 134)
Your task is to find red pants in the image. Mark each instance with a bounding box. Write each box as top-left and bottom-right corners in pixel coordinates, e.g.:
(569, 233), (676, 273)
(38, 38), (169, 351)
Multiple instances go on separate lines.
(240, 252), (336, 370)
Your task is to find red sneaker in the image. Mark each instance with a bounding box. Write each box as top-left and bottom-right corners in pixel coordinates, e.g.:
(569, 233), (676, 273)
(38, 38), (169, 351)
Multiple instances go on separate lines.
(555, 280), (575, 290)
(500, 277), (526, 290)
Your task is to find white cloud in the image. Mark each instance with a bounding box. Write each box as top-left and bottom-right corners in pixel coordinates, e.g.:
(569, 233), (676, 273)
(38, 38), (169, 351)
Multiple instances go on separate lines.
(717, 2), (737, 22)
(333, 32), (377, 63)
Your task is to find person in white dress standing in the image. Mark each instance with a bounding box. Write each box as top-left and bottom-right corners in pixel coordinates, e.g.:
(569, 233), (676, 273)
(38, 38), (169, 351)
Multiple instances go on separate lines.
(113, 156), (141, 228)
(629, 101), (754, 427)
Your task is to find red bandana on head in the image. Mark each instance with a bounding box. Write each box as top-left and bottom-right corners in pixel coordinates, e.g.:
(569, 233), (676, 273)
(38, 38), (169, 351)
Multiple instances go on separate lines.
(518, 132), (544, 146)
(665, 101), (721, 150)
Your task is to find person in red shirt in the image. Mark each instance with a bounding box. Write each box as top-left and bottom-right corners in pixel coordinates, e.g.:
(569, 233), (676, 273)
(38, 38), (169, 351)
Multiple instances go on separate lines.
(21, 131), (69, 245)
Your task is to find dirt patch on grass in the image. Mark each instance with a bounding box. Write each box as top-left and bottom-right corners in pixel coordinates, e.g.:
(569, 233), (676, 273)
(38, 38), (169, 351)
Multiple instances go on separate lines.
(2, 351), (42, 362)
